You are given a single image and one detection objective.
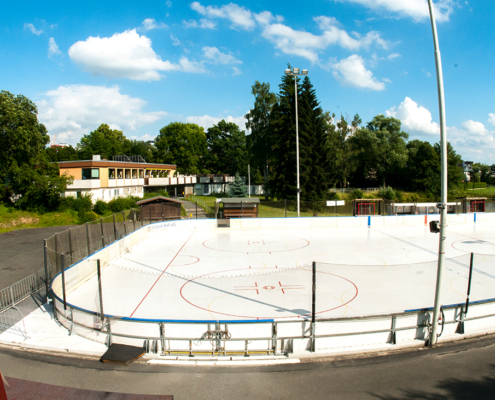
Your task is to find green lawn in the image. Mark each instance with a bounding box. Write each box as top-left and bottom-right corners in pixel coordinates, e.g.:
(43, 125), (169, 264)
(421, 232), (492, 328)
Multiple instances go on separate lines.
(0, 204), (78, 233)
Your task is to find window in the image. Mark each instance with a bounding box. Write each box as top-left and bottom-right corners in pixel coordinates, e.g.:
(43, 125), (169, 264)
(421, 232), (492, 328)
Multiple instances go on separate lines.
(114, 189), (119, 196)
(109, 169), (116, 179)
(125, 169), (131, 179)
(132, 169), (138, 179)
(82, 168), (99, 179)
(117, 169), (123, 179)
(109, 190), (112, 197)
(139, 169), (144, 178)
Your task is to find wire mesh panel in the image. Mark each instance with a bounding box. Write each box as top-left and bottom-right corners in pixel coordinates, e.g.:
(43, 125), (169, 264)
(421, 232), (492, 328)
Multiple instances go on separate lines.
(88, 220), (104, 254)
(115, 212), (126, 239)
(102, 215), (116, 245)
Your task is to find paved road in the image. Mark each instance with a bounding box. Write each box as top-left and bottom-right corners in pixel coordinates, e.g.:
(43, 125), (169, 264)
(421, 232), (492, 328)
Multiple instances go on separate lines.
(0, 225), (75, 290)
(1, 335), (495, 399)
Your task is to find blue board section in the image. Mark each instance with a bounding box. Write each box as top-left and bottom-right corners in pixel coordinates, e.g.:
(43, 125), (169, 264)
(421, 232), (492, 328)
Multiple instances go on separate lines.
(368, 216), (371, 226)
(474, 212), (477, 222)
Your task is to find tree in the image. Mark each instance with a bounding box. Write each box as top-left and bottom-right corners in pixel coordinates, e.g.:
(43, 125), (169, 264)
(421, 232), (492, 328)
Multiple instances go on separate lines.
(353, 115), (409, 187)
(407, 141), (440, 193)
(45, 145), (79, 162)
(9, 156), (73, 211)
(328, 114), (359, 188)
(78, 124), (131, 160)
(298, 76), (330, 200)
(434, 142), (465, 189)
(155, 122), (207, 174)
(0, 91), (50, 180)
(228, 173), (248, 197)
(245, 81), (277, 199)
(205, 120), (247, 176)
(268, 71), (299, 200)
(127, 140), (158, 163)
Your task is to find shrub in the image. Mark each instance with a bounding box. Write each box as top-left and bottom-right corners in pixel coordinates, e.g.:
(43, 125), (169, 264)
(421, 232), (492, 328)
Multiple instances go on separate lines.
(378, 186), (396, 201)
(351, 189), (364, 199)
(72, 193), (93, 212)
(108, 196), (138, 213)
(77, 210), (99, 224)
(93, 200), (109, 215)
(327, 191), (340, 200)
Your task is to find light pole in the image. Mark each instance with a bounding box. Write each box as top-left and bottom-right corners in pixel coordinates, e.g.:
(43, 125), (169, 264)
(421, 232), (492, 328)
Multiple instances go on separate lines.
(284, 67), (308, 217)
(427, 0), (448, 347)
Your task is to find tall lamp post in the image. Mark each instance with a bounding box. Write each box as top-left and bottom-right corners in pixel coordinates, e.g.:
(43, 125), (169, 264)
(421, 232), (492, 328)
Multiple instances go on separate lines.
(428, 0), (448, 346)
(284, 67), (308, 218)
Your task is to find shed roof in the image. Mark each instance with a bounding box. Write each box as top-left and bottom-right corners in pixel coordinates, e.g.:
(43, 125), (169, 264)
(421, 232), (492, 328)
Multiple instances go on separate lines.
(136, 196), (184, 205)
(220, 197), (260, 204)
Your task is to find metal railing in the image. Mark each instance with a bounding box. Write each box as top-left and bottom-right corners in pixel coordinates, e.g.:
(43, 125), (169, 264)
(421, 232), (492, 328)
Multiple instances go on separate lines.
(52, 296), (495, 357)
(0, 267), (47, 312)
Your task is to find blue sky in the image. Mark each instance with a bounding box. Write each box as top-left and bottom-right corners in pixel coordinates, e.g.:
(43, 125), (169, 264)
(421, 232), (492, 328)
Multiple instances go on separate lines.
(2, 0), (494, 163)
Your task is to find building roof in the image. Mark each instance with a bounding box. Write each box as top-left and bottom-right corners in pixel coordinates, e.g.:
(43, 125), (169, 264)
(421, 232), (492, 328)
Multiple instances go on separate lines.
(220, 197), (260, 204)
(136, 196), (184, 205)
(57, 160), (176, 169)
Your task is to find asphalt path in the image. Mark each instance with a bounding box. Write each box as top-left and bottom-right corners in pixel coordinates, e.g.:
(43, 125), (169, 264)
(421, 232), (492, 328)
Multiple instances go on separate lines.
(1, 335), (495, 399)
(0, 225), (75, 290)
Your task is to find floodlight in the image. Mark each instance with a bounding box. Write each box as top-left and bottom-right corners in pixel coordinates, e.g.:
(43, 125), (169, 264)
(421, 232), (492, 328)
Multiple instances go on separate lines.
(302, 69), (308, 75)
(293, 68), (300, 74)
(284, 69), (291, 75)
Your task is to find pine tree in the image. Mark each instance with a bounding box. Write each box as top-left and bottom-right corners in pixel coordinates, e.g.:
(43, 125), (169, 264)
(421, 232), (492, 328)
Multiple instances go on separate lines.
(298, 76), (330, 200)
(228, 173), (248, 197)
(268, 70), (299, 200)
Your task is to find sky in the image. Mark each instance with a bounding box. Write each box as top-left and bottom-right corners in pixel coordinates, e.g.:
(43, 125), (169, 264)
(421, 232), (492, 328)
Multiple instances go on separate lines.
(1, 0), (495, 163)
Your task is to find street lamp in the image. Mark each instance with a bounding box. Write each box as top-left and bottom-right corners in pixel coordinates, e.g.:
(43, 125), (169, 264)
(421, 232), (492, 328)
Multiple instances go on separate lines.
(284, 67), (308, 217)
(427, 0), (448, 347)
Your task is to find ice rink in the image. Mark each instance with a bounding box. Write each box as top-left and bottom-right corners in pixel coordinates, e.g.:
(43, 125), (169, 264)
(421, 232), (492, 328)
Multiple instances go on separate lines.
(66, 221), (495, 321)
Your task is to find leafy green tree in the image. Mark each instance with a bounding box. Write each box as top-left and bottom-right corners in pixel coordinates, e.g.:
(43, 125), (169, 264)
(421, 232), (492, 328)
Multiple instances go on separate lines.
(0, 91), (50, 180)
(407, 141), (440, 193)
(127, 139), (158, 163)
(228, 173), (248, 197)
(352, 115), (409, 187)
(328, 114), (360, 188)
(155, 122), (207, 174)
(9, 156), (73, 211)
(474, 163), (494, 185)
(434, 142), (465, 189)
(245, 81), (277, 199)
(45, 145), (79, 162)
(205, 120), (247, 176)
(78, 124), (131, 160)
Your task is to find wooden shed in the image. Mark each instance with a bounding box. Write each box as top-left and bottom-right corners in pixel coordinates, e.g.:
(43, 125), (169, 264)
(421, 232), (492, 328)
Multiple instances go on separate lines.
(216, 198), (260, 219)
(136, 196), (183, 221)
(458, 197), (487, 213)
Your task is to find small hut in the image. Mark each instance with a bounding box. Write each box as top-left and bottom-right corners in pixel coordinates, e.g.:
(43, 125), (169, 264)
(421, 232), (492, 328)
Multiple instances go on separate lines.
(458, 197), (487, 213)
(136, 196), (184, 222)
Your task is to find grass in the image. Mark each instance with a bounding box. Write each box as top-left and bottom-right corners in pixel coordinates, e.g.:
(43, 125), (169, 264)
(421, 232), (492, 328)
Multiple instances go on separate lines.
(0, 204), (78, 233)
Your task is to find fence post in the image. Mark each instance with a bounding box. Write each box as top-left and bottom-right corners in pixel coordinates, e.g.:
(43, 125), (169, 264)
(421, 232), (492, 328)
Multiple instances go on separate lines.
(113, 213), (117, 240)
(68, 228), (73, 266)
(196, 202), (198, 219)
(61, 254), (67, 311)
(97, 259), (105, 324)
(311, 261), (316, 352)
(100, 218), (105, 248)
(43, 239), (50, 298)
(123, 211), (127, 236)
(55, 232), (58, 273)
(133, 211), (136, 231)
(86, 222), (91, 256)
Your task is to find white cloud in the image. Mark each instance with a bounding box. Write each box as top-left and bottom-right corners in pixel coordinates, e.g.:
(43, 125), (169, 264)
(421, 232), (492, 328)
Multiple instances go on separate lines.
(184, 114), (248, 131)
(68, 29), (205, 80)
(37, 85), (167, 146)
(178, 56), (207, 73)
(183, 18), (217, 29)
(333, 0), (456, 22)
(166, 0), (172, 7)
(488, 113), (495, 127)
(330, 55), (385, 90)
(190, 2), (256, 30)
(261, 16), (388, 63)
(387, 53), (401, 60)
(386, 98), (495, 163)
(385, 97), (439, 135)
(48, 37), (61, 57)
(202, 46), (242, 65)
(24, 23), (43, 35)
(170, 34), (181, 46)
(232, 66), (242, 76)
(140, 18), (168, 31)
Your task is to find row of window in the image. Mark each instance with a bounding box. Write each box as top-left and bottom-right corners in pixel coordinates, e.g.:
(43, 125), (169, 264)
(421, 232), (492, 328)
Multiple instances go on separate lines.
(82, 168), (168, 180)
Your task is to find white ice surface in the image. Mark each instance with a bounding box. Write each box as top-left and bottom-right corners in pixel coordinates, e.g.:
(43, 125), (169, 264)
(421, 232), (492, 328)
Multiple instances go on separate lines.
(65, 223), (495, 321)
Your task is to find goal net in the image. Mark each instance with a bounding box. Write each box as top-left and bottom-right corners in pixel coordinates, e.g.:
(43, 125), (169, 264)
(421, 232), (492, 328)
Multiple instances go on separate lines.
(357, 202), (376, 216)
